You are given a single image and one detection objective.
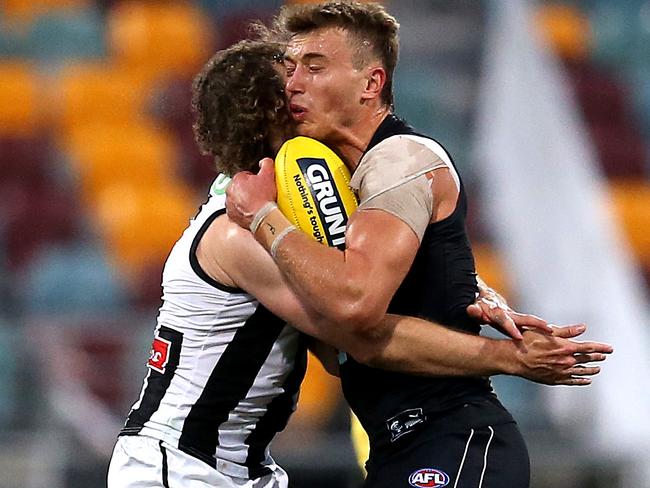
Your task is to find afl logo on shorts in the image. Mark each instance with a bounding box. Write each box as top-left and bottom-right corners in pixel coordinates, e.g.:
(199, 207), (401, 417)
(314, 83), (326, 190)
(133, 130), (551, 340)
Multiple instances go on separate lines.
(408, 468), (450, 488)
(148, 335), (171, 374)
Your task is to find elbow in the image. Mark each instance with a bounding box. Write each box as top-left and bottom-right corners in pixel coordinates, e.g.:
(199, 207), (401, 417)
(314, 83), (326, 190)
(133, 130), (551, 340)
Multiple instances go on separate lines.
(335, 295), (385, 339)
(317, 282), (390, 363)
(338, 300), (389, 366)
(324, 273), (385, 329)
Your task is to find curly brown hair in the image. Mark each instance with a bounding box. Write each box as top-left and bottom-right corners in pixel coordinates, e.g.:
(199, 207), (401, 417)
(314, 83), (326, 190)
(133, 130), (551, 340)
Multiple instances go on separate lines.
(192, 40), (292, 176)
(276, 1), (399, 108)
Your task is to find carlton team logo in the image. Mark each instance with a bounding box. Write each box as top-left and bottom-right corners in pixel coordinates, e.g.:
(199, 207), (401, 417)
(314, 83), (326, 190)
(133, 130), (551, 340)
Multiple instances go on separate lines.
(147, 336), (171, 374)
(408, 468), (450, 488)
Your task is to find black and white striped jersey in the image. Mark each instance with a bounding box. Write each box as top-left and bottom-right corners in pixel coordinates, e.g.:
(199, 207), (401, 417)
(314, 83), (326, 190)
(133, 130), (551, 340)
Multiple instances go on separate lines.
(120, 174), (307, 480)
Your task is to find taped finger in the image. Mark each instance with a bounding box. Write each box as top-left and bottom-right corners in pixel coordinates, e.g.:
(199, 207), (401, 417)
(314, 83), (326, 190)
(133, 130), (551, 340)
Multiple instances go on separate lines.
(573, 353), (607, 364)
(566, 365), (600, 376)
(559, 377), (592, 386)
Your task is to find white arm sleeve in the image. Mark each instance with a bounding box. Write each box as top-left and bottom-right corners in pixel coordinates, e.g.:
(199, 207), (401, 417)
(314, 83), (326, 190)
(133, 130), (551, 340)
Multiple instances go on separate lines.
(350, 135), (453, 241)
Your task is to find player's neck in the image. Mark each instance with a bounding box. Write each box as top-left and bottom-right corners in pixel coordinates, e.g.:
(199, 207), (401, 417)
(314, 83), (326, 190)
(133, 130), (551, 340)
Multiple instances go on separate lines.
(331, 107), (390, 172)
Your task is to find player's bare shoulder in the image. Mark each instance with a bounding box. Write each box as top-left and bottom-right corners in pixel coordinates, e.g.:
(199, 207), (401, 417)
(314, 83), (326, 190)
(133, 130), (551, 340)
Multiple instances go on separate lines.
(196, 213), (244, 289)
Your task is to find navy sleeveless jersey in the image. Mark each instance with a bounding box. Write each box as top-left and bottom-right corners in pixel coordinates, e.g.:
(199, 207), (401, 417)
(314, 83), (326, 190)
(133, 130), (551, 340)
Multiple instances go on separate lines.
(339, 115), (501, 450)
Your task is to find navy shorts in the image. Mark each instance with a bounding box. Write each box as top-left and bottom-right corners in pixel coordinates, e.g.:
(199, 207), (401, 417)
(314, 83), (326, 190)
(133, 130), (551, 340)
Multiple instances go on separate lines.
(363, 400), (530, 488)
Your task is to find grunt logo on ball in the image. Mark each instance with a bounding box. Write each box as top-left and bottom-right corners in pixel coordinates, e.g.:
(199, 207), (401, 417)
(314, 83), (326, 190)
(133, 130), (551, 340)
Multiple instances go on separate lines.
(296, 157), (348, 248)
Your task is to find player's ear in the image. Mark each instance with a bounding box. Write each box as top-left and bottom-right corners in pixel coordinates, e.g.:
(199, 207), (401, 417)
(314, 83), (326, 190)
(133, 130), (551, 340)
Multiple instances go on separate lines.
(361, 66), (386, 102)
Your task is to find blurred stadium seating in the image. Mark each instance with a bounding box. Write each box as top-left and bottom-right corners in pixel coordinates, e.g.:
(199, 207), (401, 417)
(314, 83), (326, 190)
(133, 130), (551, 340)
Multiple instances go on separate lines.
(0, 62), (41, 136)
(536, 1), (650, 285)
(0, 1), (648, 487)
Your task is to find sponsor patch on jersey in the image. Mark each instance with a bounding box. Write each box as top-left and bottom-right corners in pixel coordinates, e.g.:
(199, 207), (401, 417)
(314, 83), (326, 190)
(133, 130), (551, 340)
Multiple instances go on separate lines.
(408, 468), (450, 488)
(386, 407), (426, 442)
(148, 335), (172, 374)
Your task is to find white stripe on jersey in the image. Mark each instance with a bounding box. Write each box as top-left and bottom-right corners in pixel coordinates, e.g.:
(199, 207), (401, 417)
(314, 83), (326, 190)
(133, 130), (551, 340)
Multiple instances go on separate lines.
(122, 176), (305, 479)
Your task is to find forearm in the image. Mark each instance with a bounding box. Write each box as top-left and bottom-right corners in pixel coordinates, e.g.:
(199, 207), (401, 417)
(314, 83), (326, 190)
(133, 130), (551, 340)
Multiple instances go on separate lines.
(276, 291), (515, 379)
(254, 208), (368, 323)
(356, 314), (517, 377)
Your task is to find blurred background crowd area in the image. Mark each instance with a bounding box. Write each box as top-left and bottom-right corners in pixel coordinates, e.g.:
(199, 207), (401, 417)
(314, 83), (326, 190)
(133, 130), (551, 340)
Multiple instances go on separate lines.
(0, 0), (648, 487)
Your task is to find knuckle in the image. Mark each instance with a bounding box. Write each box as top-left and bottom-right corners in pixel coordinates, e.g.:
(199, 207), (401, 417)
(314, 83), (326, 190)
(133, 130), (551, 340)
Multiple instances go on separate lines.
(564, 345), (578, 355)
(560, 358), (574, 367)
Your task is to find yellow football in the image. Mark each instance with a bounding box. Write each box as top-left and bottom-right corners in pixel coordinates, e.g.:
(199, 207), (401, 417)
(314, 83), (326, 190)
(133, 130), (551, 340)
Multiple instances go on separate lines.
(275, 136), (358, 249)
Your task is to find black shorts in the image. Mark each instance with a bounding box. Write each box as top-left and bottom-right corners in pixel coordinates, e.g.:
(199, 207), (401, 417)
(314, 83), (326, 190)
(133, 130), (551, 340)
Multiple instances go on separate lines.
(363, 400), (530, 488)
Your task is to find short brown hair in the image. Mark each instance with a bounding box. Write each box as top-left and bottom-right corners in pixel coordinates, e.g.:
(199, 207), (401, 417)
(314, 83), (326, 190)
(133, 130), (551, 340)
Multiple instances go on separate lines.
(277, 1), (399, 107)
(191, 40), (291, 175)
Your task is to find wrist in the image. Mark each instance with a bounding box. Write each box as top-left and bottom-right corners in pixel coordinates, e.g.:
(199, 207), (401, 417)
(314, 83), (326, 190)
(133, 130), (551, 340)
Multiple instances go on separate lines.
(250, 202), (278, 234)
(253, 207), (296, 256)
(489, 339), (520, 376)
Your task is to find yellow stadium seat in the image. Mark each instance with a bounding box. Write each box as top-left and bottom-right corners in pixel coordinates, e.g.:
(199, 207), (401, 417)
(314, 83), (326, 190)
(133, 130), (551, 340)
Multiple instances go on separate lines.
(33, 0), (89, 8)
(2, 0), (89, 21)
(536, 3), (591, 61)
(95, 181), (195, 278)
(472, 242), (512, 299)
(608, 180), (650, 268)
(0, 62), (41, 136)
(65, 123), (177, 201)
(52, 63), (150, 133)
(291, 352), (341, 428)
(107, 1), (213, 79)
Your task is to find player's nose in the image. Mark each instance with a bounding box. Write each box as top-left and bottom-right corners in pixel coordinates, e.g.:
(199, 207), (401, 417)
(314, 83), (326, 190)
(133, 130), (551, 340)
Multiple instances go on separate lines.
(285, 68), (305, 94)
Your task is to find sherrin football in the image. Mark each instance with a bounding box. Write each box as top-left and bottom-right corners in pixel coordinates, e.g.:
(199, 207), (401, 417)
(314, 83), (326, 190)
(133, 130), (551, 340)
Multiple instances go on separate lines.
(275, 136), (358, 249)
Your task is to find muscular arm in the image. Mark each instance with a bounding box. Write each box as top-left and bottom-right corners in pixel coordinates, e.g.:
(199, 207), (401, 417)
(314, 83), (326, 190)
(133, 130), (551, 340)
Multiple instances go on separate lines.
(227, 155), (522, 339)
(200, 214), (430, 362)
(255, 205), (417, 334)
(198, 215), (611, 384)
(364, 315), (608, 386)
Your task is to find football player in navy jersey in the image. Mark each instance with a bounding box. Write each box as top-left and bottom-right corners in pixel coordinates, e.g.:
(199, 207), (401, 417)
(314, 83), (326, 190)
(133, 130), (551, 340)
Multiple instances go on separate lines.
(225, 3), (614, 488)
